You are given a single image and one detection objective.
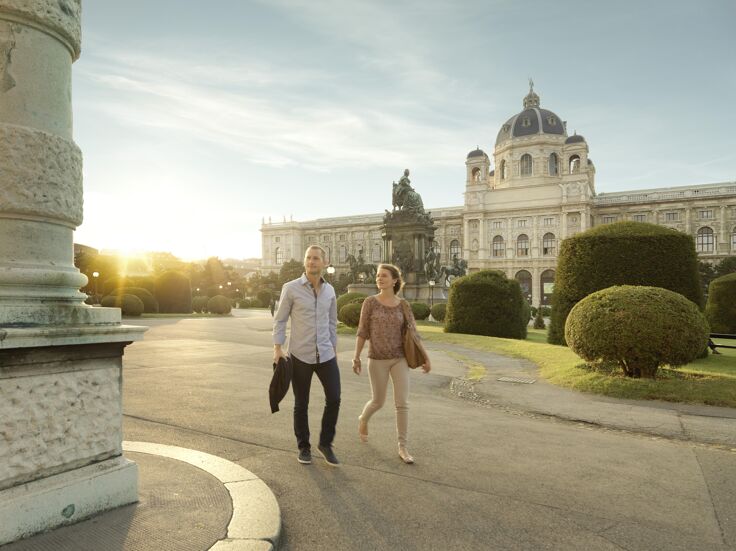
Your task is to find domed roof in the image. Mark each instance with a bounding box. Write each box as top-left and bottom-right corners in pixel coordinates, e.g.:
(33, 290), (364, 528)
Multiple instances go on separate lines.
(467, 147), (487, 159)
(495, 83), (566, 145)
(565, 134), (586, 144)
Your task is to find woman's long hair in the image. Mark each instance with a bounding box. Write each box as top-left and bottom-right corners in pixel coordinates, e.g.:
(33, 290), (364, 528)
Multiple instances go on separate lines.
(377, 263), (404, 295)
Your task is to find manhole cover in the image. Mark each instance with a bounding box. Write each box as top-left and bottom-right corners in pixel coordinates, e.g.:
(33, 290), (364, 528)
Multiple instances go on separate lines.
(497, 376), (536, 384)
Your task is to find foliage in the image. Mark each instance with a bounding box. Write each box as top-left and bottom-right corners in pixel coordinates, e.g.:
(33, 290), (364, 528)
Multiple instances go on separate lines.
(101, 293), (144, 316)
(238, 298), (253, 309)
(207, 295), (232, 315)
(533, 309), (546, 329)
(113, 287), (158, 313)
(444, 270), (528, 339)
(548, 222), (703, 345)
(339, 302), (363, 328)
(279, 259), (304, 284)
(700, 256), (736, 296)
(338, 296), (366, 325)
(257, 289), (274, 308)
(410, 302), (431, 320)
(102, 276), (133, 296)
(336, 292), (368, 313)
(565, 286), (709, 379)
(705, 273), (736, 333)
(192, 296), (209, 313)
(332, 273), (352, 296)
(155, 271), (193, 313)
(431, 303), (447, 322)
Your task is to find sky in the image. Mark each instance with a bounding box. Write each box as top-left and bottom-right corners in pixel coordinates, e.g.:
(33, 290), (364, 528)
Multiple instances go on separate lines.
(71, 0), (736, 261)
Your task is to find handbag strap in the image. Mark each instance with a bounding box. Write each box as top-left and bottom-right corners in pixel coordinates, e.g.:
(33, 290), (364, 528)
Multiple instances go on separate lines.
(400, 299), (411, 331)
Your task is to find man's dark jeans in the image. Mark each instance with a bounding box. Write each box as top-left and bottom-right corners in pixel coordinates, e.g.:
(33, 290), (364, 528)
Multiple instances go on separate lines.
(291, 355), (341, 450)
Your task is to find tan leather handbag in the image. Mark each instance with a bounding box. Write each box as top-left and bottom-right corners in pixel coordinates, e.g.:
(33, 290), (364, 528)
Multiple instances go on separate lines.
(400, 300), (427, 369)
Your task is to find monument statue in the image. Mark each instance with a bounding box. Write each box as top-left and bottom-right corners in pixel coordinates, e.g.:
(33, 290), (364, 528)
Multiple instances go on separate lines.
(346, 249), (376, 283)
(391, 239), (414, 275)
(423, 247), (441, 282)
(392, 169), (425, 214)
(438, 254), (468, 286)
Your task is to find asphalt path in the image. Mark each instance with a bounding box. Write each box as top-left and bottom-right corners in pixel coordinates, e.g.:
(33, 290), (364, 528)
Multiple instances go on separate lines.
(121, 309), (736, 551)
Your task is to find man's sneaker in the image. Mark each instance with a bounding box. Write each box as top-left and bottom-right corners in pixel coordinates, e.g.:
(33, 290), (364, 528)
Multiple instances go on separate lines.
(317, 444), (340, 467)
(297, 448), (312, 464)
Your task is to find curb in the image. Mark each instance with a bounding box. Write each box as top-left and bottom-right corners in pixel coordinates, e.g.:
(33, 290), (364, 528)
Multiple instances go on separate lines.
(123, 441), (281, 551)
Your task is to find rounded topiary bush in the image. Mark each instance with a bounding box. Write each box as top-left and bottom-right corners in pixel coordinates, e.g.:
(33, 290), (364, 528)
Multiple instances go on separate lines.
(565, 285), (709, 379)
(337, 292), (368, 313)
(339, 302), (363, 328)
(192, 295), (209, 313)
(549, 222), (703, 345)
(102, 276), (132, 296)
(116, 287), (158, 313)
(101, 294), (144, 317)
(238, 298), (252, 309)
(431, 303), (447, 322)
(410, 302), (431, 320)
(155, 271), (192, 313)
(533, 309), (546, 329)
(207, 295), (232, 315)
(445, 270), (528, 339)
(338, 296), (366, 325)
(706, 273), (736, 333)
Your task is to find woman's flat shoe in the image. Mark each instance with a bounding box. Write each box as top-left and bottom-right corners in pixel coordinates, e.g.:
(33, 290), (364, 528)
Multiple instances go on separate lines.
(358, 418), (368, 442)
(398, 446), (414, 464)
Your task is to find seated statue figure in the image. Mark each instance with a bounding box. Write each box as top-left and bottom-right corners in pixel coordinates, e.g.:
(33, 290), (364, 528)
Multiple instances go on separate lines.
(392, 169), (425, 214)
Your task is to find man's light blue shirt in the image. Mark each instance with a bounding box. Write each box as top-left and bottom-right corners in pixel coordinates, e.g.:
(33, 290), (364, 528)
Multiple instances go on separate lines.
(273, 274), (337, 364)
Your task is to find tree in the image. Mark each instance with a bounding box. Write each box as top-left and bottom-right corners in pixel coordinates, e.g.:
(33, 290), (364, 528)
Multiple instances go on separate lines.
(279, 259), (304, 284)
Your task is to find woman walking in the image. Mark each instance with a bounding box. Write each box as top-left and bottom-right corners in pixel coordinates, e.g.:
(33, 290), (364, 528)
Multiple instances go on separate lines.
(352, 264), (431, 464)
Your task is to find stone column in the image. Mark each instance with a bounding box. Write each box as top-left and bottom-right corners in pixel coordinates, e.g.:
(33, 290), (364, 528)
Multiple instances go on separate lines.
(0, 1), (145, 545)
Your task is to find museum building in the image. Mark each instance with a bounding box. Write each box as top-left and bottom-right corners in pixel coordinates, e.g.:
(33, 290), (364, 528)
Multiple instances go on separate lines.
(260, 86), (736, 307)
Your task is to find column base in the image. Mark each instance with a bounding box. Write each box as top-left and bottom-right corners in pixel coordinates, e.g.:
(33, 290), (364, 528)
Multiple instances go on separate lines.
(0, 456), (138, 546)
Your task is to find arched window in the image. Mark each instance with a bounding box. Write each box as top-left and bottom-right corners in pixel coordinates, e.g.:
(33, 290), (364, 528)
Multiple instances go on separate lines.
(696, 227), (714, 253)
(520, 154), (532, 176)
(500, 160), (507, 180)
(324, 246), (331, 263)
(516, 234), (529, 256)
(372, 243), (381, 262)
(492, 235), (505, 258)
(569, 155), (580, 174)
(732, 227), (736, 251)
(548, 153), (559, 175)
(449, 239), (461, 259)
(515, 270), (532, 303)
(339, 244), (347, 262)
(542, 233), (556, 256)
(471, 167), (481, 182)
(275, 247), (283, 265)
(540, 269), (555, 305)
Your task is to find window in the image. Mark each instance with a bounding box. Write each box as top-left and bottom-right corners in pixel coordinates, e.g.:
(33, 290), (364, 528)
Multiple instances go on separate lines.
(540, 270), (555, 305)
(521, 116), (531, 127)
(492, 221), (503, 229)
(569, 155), (580, 174)
(732, 227), (736, 251)
(548, 153), (559, 176)
(471, 167), (481, 182)
(520, 154), (533, 176)
(492, 236), (505, 257)
(699, 210), (714, 220)
(602, 215), (616, 224)
(449, 240), (461, 259)
(372, 243), (381, 262)
(305, 235), (316, 243)
(515, 270), (532, 302)
(338, 234), (346, 241)
(516, 234), (529, 257)
(542, 233), (556, 256)
(543, 217), (554, 226)
(274, 236), (280, 243)
(517, 219), (527, 228)
(339, 244), (347, 262)
(633, 214), (647, 222)
(696, 227), (714, 253)
(547, 116), (557, 125)
(275, 247), (283, 265)
(469, 220), (479, 230)
(500, 160), (507, 180)
(324, 246), (331, 263)
(354, 231), (364, 239)
(321, 234), (331, 242)
(665, 212), (679, 222)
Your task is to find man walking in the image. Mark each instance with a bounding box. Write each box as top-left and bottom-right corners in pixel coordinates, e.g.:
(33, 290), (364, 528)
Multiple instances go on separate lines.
(273, 245), (340, 466)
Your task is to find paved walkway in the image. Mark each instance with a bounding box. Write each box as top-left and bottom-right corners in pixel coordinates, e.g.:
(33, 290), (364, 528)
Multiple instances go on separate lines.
(4, 309), (735, 550)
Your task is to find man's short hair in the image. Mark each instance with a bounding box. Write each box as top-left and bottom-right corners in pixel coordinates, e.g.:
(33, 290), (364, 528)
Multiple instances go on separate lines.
(304, 245), (327, 263)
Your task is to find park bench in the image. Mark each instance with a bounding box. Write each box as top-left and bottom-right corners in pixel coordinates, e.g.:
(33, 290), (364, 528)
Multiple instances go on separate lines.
(707, 333), (736, 354)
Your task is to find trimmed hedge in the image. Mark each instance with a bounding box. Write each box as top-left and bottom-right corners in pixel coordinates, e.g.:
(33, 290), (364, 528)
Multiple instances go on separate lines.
(549, 222), (703, 345)
(207, 295), (232, 315)
(155, 271), (192, 313)
(706, 272), (736, 333)
(257, 290), (274, 308)
(565, 285), (709, 378)
(410, 302), (431, 320)
(431, 303), (447, 322)
(338, 296), (366, 324)
(533, 309), (546, 329)
(336, 292), (368, 313)
(192, 295), (209, 313)
(114, 287), (158, 313)
(339, 302), (363, 328)
(444, 270), (528, 339)
(101, 294), (144, 316)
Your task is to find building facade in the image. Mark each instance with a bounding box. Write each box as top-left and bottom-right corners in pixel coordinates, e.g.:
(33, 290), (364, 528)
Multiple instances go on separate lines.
(261, 86), (736, 307)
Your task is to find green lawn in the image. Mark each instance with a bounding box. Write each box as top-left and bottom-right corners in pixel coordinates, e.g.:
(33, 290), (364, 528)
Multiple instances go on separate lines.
(416, 323), (736, 408)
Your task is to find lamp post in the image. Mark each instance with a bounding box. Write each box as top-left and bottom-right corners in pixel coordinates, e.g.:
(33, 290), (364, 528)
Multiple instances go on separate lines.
(92, 271), (99, 297)
(429, 279), (435, 310)
(326, 265), (335, 285)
